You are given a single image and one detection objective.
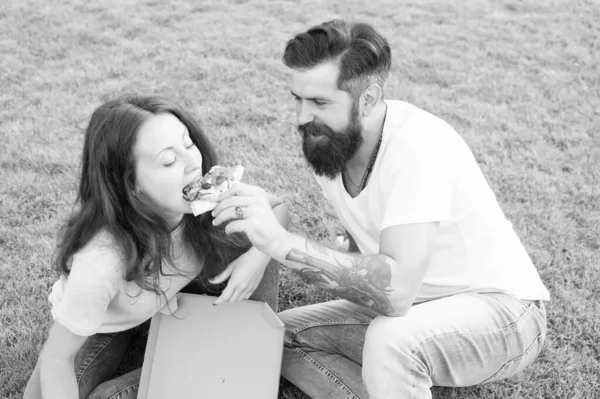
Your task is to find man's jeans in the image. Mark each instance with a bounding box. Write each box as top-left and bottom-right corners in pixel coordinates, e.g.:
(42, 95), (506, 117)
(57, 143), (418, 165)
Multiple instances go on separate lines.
(23, 259), (280, 399)
(279, 292), (547, 399)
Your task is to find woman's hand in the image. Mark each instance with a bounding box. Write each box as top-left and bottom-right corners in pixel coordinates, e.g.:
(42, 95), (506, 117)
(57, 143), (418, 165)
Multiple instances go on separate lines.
(210, 247), (271, 305)
(211, 183), (290, 258)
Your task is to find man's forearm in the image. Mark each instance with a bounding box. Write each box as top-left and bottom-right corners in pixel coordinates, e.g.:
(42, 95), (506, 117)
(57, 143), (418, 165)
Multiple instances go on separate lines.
(270, 234), (403, 315)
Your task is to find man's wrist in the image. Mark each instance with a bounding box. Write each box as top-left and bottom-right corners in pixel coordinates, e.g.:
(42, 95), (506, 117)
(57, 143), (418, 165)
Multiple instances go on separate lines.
(266, 230), (293, 261)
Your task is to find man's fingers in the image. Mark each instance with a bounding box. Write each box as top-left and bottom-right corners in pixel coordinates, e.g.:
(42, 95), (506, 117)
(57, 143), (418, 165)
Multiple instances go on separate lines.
(217, 182), (255, 201)
(213, 205), (251, 227)
(211, 196), (251, 220)
(223, 219), (248, 235)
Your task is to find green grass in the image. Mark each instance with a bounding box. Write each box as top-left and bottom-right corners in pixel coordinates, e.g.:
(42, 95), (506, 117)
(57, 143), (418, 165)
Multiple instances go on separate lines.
(1, 0), (598, 398)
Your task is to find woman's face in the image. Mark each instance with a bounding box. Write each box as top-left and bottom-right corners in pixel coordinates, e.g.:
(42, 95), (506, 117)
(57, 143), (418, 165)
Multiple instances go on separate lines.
(133, 113), (203, 226)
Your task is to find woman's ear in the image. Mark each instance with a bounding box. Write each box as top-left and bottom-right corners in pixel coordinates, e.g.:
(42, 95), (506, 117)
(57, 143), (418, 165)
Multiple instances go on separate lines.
(129, 182), (142, 198)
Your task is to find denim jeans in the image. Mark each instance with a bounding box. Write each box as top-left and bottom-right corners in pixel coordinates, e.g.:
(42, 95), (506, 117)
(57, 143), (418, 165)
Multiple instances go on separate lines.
(23, 259), (280, 399)
(279, 292), (547, 399)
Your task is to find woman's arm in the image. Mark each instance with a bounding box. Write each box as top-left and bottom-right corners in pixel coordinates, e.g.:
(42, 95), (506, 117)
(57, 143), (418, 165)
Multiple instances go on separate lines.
(39, 321), (87, 399)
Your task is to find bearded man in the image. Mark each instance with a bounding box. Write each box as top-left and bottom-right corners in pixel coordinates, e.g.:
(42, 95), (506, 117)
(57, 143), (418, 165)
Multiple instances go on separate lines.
(212, 19), (550, 399)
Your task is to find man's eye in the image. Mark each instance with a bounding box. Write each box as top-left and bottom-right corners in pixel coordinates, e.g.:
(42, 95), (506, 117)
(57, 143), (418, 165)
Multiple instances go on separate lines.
(314, 100), (326, 106)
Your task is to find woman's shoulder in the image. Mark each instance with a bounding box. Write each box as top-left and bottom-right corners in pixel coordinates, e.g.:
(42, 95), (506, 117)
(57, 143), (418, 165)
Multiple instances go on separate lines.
(70, 228), (125, 276)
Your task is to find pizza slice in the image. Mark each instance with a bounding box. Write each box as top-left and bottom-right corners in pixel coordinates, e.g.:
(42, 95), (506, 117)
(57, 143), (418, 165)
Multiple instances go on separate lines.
(182, 165), (244, 216)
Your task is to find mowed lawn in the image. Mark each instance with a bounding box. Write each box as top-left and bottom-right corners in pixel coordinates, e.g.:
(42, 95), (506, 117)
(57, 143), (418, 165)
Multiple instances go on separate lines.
(1, 0), (598, 398)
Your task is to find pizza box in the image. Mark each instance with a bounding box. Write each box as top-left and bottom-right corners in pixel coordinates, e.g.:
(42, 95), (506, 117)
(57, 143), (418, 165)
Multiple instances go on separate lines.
(138, 293), (285, 399)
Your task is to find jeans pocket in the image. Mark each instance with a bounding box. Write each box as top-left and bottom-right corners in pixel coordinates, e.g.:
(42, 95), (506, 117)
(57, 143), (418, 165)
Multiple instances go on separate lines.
(482, 333), (544, 384)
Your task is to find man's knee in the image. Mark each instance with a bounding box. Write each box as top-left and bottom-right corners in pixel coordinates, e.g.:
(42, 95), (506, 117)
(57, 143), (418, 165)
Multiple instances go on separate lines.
(363, 316), (422, 376)
(278, 306), (316, 348)
(362, 316), (433, 398)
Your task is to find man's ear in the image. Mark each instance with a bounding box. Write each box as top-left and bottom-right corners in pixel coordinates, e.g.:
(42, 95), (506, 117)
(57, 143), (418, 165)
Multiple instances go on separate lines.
(360, 84), (383, 117)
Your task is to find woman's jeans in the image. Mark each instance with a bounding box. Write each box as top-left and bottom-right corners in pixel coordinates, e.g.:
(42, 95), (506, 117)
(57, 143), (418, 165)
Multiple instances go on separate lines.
(279, 292), (547, 399)
(22, 259), (280, 399)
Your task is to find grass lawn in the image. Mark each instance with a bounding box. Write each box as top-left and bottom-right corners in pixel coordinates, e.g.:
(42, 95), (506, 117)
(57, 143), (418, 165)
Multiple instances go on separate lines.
(1, 0), (598, 398)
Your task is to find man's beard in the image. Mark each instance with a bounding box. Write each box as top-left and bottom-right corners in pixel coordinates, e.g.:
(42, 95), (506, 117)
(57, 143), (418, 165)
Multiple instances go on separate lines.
(298, 103), (363, 179)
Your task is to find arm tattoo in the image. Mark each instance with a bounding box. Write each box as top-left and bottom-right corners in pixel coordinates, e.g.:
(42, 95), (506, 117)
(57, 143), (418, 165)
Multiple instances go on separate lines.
(285, 248), (394, 314)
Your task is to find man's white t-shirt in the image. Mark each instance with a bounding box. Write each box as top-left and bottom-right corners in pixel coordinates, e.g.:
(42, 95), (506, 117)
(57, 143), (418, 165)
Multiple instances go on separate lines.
(315, 100), (550, 303)
(48, 224), (200, 336)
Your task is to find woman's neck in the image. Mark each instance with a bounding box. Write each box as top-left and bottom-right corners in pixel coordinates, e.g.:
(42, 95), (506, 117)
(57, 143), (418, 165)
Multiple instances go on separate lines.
(169, 216), (185, 234)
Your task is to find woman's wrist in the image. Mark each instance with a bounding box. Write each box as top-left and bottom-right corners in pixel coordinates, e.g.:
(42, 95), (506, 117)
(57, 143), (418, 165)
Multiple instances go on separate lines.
(248, 246), (272, 265)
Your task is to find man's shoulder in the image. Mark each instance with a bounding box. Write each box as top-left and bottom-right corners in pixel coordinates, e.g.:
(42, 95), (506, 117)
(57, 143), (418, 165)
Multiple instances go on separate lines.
(386, 100), (451, 130)
(385, 100), (460, 148)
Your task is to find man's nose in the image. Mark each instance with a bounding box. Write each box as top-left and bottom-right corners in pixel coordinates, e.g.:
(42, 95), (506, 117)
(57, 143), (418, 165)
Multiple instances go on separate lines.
(297, 102), (314, 126)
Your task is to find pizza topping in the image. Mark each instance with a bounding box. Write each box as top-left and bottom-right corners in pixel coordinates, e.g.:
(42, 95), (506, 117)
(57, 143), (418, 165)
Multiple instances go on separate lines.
(182, 165), (244, 211)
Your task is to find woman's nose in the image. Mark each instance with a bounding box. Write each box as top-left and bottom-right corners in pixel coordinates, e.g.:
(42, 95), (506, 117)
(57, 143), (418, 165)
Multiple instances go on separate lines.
(183, 151), (203, 174)
(185, 162), (202, 174)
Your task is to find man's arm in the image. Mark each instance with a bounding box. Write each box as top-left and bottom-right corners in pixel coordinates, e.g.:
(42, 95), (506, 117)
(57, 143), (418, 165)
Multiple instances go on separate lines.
(268, 222), (438, 316)
(212, 183), (437, 316)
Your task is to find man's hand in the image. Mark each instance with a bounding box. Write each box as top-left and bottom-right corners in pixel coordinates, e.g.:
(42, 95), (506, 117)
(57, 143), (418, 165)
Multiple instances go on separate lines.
(212, 183), (290, 257)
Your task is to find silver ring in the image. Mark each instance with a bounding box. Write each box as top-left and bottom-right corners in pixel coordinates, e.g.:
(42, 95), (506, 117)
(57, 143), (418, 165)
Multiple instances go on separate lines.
(234, 206), (246, 219)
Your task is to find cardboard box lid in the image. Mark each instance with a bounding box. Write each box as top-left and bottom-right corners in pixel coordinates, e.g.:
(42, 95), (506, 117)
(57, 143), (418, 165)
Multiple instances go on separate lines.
(138, 293), (285, 399)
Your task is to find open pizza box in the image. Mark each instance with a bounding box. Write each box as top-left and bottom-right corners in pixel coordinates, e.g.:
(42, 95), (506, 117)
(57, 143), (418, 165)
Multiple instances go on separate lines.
(138, 293), (285, 399)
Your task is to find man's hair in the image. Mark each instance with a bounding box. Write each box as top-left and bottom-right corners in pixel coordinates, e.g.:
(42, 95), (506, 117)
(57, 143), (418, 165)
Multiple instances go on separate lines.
(283, 19), (391, 99)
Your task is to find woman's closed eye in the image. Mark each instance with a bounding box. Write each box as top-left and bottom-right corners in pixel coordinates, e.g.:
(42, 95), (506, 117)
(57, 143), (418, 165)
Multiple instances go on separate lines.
(184, 134), (196, 149)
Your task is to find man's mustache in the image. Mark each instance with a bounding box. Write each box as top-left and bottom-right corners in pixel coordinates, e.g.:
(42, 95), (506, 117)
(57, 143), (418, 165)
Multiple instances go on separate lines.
(298, 121), (336, 138)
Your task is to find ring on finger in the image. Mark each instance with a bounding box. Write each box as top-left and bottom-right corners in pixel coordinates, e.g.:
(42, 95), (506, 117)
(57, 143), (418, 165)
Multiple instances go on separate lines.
(234, 205), (247, 219)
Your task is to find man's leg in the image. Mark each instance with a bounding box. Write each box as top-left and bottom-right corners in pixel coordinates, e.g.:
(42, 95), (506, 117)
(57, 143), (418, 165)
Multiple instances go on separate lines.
(362, 292), (547, 399)
(278, 300), (379, 399)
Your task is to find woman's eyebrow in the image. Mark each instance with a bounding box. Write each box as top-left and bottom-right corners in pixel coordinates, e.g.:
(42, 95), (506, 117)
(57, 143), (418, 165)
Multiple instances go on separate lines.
(154, 127), (187, 159)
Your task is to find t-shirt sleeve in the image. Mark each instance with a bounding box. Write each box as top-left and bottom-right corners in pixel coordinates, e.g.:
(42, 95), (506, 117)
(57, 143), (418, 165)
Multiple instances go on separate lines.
(381, 124), (457, 229)
(51, 238), (121, 336)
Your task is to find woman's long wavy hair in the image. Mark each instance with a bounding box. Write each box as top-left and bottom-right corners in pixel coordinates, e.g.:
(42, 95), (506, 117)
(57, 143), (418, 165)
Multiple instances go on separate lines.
(53, 95), (250, 294)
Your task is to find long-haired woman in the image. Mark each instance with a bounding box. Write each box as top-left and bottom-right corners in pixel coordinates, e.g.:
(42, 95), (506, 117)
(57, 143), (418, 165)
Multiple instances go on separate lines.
(23, 95), (287, 399)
